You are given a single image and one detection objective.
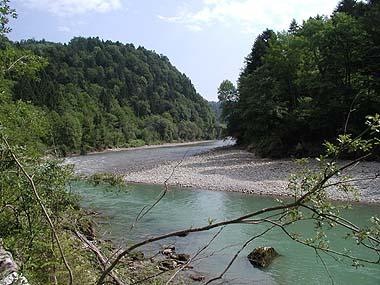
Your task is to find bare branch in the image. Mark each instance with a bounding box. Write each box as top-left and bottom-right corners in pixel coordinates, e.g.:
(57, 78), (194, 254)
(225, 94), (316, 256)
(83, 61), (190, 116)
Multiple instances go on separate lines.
(204, 226), (275, 284)
(96, 201), (294, 284)
(2, 136), (74, 285)
(73, 230), (124, 285)
(165, 227), (224, 284)
(5, 55), (29, 72)
(130, 151), (189, 230)
(272, 220), (380, 265)
(97, 147), (376, 284)
(315, 249), (335, 285)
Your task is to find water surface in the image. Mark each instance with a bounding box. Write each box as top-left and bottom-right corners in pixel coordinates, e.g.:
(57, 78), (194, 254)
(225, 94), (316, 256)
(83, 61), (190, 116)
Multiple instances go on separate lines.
(72, 183), (380, 285)
(67, 140), (233, 175)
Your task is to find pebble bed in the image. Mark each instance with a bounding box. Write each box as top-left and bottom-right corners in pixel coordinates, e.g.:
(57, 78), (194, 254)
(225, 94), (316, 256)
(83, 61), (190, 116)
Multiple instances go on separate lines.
(125, 148), (380, 203)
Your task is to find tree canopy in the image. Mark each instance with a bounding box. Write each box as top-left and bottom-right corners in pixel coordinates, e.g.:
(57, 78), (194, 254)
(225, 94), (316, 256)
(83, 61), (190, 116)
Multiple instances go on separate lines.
(221, 0), (380, 157)
(2, 36), (216, 155)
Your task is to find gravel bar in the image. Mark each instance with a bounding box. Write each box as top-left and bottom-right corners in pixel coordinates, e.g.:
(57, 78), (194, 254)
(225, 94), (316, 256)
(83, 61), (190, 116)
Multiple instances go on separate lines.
(125, 147), (380, 203)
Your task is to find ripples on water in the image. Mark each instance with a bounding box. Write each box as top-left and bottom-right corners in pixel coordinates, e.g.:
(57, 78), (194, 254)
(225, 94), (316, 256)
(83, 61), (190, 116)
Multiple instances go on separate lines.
(72, 182), (380, 285)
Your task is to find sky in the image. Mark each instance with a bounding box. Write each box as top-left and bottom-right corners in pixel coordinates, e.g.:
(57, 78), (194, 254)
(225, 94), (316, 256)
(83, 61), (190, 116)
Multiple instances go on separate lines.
(9, 0), (338, 101)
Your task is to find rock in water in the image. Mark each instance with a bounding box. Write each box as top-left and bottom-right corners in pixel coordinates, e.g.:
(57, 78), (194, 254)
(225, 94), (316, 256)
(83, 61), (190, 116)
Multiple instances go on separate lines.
(162, 248), (174, 256)
(161, 245), (175, 256)
(129, 251), (145, 261)
(189, 274), (205, 282)
(247, 247), (278, 268)
(158, 260), (177, 271)
(172, 253), (190, 263)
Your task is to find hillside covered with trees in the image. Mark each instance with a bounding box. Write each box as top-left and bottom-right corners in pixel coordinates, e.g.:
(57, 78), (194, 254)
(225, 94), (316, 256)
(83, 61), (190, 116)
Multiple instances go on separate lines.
(219, 0), (380, 157)
(2, 37), (216, 155)
(1, 1), (380, 284)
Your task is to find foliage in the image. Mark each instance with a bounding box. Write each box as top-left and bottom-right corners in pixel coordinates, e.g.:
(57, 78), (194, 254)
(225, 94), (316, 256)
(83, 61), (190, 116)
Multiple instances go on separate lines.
(208, 101), (226, 137)
(0, 9), (108, 283)
(97, 116), (380, 284)
(282, 115), (380, 268)
(0, 33), (171, 285)
(1, 1), (379, 284)
(221, 0), (380, 157)
(0, 148), (80, 284)
(0, 3), (206, 283)
(208, 101), (222, 122)
(0, 0), (16, 35)
(85, 172), (127, 189)
(2, 37), (216, 155)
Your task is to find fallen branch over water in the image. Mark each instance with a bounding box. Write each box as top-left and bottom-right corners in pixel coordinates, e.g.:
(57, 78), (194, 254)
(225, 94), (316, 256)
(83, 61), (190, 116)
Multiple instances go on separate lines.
(73, 230), (125, 285)
(97, 155), (380, 284)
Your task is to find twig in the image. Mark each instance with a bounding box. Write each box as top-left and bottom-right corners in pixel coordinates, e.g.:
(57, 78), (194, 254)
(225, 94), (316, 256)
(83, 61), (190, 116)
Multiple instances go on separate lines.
(5, 55), (29, 72)
(322, 173), (380, 190)
(344, 93), (360, 134)
(97, 151), (375, 284)
(165, 227), (224, 284)
(301, 204), (380, 245)
(315, 249), (335, 285)
(204, 226), (275, 284)
(272, 220), (380, 265)
(130, 151), (189, 230)
(73, 230), (124, 285)
(2, 136), (74, 285)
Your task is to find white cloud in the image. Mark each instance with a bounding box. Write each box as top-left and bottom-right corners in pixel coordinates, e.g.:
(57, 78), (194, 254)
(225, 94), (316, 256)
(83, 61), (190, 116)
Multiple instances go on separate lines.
(57, 25), (71, 32)
(22, 0), (122, 16)
(158, 0), (337, 33)
(187, 24), (203, 32)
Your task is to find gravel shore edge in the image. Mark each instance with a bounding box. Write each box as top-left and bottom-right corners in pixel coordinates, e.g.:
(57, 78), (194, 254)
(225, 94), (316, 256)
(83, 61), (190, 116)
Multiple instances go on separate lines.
(125, 147), (380, 203)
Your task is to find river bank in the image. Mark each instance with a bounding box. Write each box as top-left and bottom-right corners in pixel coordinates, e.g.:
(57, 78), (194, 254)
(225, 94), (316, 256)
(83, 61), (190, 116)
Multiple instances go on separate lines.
(68, 140), (218, 157)
(125, 147), (380, 203)
(66, 140), (234, 175)
(71, 146), (380, 285)
(74, 180), (380, 285)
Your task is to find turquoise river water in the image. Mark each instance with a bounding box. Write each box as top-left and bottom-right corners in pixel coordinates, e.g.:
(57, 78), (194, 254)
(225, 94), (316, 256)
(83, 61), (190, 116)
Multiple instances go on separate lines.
(72, 182), (380, 285)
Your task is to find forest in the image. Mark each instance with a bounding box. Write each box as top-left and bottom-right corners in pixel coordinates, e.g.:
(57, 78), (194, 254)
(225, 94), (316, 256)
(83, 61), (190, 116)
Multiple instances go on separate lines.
(0, 5), (216, 281)
(219, 0), (380, 157)
(2, 36), (216, 155)
(1, 0), (380, 284)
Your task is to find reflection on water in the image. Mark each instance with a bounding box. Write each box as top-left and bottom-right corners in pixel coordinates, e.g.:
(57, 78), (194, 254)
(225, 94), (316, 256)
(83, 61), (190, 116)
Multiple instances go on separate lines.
(72, 182), (380, 285)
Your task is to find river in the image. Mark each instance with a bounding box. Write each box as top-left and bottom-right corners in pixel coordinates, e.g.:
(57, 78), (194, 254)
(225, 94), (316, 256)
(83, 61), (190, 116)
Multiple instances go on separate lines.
(66, 140), (233, 175)
(69, 141), (380, 285)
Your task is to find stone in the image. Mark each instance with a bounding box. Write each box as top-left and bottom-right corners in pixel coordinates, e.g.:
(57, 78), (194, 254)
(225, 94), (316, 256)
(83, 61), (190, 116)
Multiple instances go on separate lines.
(129, 251), (144, 261)
(0, 242), (29, 285)
(158, 260), (177, 271)
(1, 272), (29, 285)
(162, 248), (173, 256)
(0, 250), (18, 278)
(171, 253), (190, 263)
(247, 247), (278, 268)
(189, 274), (205, 282)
